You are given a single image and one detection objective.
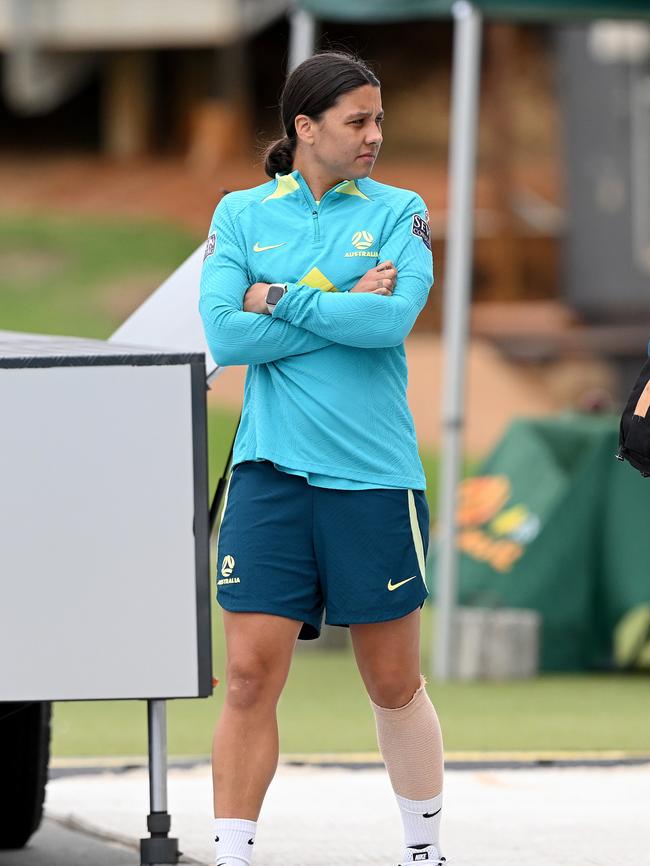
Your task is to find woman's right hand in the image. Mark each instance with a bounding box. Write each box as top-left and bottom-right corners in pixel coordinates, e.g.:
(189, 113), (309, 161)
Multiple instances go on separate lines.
(350, 261), (397, 296)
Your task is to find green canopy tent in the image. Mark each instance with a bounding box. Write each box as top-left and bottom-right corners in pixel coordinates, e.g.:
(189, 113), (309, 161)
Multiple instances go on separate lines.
(292, 0), (650, 679)
(299, 1), (650, 21)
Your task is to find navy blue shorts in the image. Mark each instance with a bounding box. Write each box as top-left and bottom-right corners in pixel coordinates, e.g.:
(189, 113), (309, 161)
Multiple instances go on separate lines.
(215, 460), (430, 639)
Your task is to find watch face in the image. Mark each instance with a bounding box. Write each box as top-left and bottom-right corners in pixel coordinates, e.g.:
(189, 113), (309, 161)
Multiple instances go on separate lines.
(267, 285), (285, 305)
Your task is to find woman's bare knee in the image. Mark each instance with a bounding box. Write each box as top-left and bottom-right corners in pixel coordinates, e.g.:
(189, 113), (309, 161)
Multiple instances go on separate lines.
(220, 612), (301, 712)
(225, 656), (283, 711)
(363, 666), (420, 708)
(350, 612), (421, 708)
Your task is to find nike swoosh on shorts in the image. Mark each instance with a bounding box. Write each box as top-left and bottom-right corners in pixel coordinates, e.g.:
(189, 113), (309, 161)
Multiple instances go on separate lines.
(387, 575), (417, 591)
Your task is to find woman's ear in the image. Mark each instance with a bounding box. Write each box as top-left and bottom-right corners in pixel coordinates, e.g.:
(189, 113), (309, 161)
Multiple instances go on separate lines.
(294, 114), (314, 146)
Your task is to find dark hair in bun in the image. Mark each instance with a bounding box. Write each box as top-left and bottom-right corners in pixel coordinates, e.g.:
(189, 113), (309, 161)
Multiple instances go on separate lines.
(263, 51), (380, 178)
(264, 135), (297, 178)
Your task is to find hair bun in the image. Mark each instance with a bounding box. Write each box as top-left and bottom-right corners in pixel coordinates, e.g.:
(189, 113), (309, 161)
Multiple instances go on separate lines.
(264, 136), (296, 179)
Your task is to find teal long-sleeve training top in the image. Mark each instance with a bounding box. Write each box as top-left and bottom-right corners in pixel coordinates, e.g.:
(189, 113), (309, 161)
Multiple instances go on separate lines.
(199, 168), (434, 490)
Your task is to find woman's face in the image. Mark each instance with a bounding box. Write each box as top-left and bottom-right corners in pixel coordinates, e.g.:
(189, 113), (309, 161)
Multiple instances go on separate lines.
(296, 84), (384, 181)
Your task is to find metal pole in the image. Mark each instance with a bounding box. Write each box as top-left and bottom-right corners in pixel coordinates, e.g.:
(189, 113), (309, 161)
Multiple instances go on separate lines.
(288, 7), (316, 71)
(433, 1), (483, 681)
(148, 699), (168, 811)
(140, 699), (179, 864)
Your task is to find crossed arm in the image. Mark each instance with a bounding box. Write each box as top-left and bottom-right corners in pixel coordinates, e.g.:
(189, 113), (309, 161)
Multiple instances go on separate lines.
(199, 196), (432, 367)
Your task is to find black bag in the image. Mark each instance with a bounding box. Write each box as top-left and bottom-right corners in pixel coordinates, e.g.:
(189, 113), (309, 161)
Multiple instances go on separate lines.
(617, 357), (650, 477)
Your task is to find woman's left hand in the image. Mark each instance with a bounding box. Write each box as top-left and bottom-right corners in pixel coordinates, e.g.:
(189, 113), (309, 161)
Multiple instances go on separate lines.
(243, 283), (271, 314)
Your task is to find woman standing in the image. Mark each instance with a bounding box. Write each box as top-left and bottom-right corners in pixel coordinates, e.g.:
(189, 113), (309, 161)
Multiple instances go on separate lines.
(200, 51), (446, 866)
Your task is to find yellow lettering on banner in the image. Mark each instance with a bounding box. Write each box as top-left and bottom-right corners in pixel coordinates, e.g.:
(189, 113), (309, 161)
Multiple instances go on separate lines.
(458, 529), (487, 558)
(491, 541), (523, 572)
(458, 529), (524, 574)
(461, 529), (492, 559)
(490, 504), (528, 537)
(457, 475), (511, 527)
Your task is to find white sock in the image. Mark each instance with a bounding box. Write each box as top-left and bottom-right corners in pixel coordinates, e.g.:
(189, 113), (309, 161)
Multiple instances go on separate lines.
(396, 792), (443, 862)
(213, 818), (256, 866)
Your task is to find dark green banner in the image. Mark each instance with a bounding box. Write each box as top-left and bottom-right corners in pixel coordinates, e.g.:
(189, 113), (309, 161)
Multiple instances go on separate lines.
(439, 414), (650, 672)
(299, 0), (650, 22)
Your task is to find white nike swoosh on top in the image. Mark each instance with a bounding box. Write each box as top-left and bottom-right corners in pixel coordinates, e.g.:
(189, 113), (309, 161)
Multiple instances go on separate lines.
(253, 242), (287, 252)
(387, 575), (418, 591)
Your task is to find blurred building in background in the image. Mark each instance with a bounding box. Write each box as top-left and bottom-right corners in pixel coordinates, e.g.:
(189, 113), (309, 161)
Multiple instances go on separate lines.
(0, 3), (563, 303)
(0, 0), (289, 163)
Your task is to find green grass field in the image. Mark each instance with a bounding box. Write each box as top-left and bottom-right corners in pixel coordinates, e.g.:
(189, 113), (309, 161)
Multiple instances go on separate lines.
(0, 213), (198, 338)
(4, 212), (648, 759)
(51, 601), (650, 757)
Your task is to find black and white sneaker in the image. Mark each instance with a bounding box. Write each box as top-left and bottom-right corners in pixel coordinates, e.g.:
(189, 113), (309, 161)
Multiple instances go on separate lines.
(399, 843), (447, 864)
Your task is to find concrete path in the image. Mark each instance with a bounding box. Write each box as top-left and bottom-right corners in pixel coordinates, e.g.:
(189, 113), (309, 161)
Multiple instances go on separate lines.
(0, 818), (137, 866)
(31, 761), (650, 866)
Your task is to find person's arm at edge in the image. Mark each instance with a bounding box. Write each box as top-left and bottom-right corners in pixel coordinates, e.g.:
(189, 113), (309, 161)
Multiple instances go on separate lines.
(199, 197), (333, 366)
(269, 194), (433, 349)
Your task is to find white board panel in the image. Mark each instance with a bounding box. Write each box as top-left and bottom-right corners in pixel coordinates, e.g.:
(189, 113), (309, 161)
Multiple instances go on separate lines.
(0, 364), (201, 700)
(110, 244), (222, 382)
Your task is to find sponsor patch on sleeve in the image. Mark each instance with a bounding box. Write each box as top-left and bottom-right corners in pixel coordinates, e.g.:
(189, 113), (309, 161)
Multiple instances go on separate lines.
(203, 232), (216, 261)
(411, 214), (431, 251)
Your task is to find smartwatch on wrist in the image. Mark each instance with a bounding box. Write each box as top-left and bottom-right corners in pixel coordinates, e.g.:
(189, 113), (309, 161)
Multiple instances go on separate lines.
(265, 283), (288, 314)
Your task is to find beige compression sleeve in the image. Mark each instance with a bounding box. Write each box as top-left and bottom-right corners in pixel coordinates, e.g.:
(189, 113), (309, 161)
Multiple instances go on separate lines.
(370, 675), (444, 799)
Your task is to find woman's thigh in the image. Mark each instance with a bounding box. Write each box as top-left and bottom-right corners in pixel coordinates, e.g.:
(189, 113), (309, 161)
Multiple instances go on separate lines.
(221, 610), (302, 706)
(349, 608), (422, 707)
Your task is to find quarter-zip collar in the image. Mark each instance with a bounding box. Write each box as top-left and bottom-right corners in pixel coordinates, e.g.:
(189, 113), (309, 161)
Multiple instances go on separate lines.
(270, 170), (370, 247)
(287, 169), (364, 210)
